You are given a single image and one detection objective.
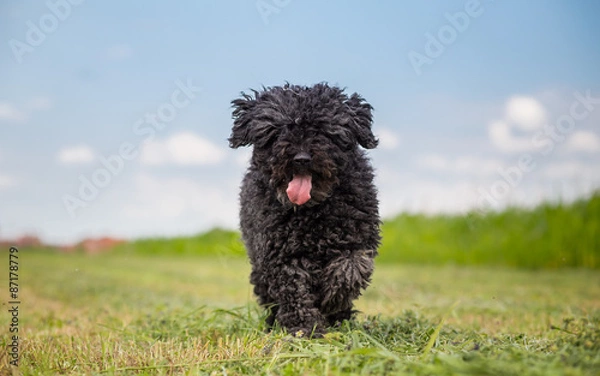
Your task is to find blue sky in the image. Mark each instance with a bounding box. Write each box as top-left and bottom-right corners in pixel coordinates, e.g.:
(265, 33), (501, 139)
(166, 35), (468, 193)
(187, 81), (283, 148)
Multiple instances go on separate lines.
(1, 0), (599, 244)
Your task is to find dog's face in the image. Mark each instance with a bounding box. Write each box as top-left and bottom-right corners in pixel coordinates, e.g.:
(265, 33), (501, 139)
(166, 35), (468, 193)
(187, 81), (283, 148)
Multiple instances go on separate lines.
(229, 83), (377, 208)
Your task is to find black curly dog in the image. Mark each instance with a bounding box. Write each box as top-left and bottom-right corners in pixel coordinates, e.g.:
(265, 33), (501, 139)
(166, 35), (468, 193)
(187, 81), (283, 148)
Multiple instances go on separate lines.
(229, 83), (381, 337)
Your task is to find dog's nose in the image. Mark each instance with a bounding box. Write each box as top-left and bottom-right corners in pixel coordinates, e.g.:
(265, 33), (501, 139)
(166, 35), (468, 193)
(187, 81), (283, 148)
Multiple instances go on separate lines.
(293, 151), (312, 166)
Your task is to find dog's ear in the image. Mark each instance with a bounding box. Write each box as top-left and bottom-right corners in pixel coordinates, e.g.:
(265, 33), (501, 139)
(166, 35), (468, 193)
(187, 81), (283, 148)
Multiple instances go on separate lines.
(229, 92), (257, 148)
(345, 93), (378, 149)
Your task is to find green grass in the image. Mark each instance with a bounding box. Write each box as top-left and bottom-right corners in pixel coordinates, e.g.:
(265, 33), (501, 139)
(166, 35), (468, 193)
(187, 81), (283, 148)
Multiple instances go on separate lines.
(1, 252), (599, 375)
(379, 191), (600, 268)
(112, 228), (246, 257)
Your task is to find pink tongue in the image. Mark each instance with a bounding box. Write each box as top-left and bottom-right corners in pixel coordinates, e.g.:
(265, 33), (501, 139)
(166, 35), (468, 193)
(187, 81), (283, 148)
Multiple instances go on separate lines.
(286, 174), (312, 205)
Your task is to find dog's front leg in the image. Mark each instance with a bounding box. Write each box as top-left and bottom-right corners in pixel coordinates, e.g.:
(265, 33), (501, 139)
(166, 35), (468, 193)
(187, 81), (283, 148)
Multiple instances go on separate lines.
(320, 250), (375, 325)
(269, 258), (326, 337)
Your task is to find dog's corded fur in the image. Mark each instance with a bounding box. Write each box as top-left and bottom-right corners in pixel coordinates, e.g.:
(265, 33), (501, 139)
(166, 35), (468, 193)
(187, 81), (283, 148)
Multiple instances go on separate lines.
(229, 83), (381, 337)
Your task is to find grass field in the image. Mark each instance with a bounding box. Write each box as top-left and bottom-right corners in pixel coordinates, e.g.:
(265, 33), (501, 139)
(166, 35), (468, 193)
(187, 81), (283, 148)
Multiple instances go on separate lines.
(1, 252), (599, 375)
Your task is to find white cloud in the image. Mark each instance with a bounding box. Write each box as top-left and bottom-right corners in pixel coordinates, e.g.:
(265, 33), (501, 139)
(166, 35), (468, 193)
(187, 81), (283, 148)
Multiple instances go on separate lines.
(140, 132), (226, 166)
(139, 140), (166, 165)
(541, 161), (600, 179)
(505, 96), (546, 131)
(121, 173), (237, 226)
(488, 96), (548, 153)
(377, 128), (401, 150)
(122, 174), (197, 219)
(378, 161), (600, 218)
(106, 44), (133, 60)
(566, 131), (600, 153)
(376, 169), (480, 216)
(58, 145), (95, 164)
(0, 98), (52, 124)
(0, 102), (26, 123)
(488, 120), (533, 153)
(417, 154), (502, 177)
(0, 174), (16, 189)
(26, 97), (53, 111)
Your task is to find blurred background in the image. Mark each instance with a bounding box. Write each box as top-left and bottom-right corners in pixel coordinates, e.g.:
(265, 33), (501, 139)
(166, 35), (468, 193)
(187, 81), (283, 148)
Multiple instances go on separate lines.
(1, 0), (599, 260)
